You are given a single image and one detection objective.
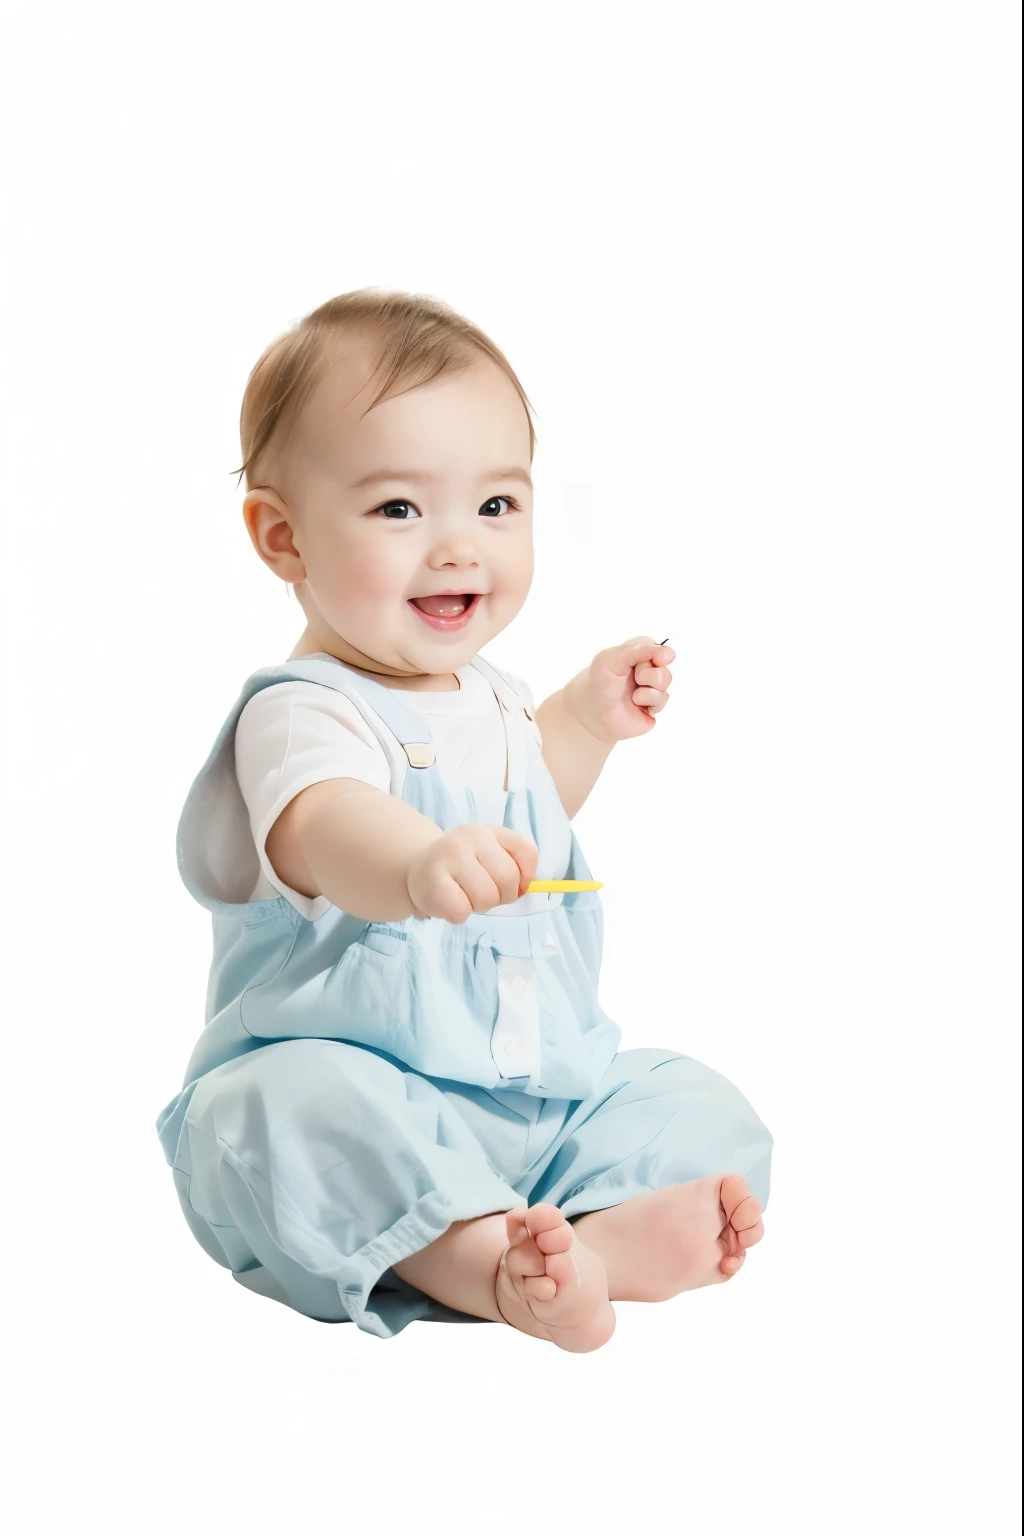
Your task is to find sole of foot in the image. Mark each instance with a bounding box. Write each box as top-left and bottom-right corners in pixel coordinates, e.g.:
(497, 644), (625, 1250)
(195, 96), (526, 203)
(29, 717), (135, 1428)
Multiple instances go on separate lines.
(574, 1173), (765, 1302)
(495, 1202), (616, 1353)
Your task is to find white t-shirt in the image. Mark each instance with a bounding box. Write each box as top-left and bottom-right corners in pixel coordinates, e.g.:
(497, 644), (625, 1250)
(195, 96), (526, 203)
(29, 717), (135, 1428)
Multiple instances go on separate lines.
(234, 658), (542, 918)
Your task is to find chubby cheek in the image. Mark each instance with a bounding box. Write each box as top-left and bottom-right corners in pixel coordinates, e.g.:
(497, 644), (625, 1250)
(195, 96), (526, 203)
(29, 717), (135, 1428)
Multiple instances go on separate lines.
(313, 530), (406, 616)
(497, 544), (534, 609)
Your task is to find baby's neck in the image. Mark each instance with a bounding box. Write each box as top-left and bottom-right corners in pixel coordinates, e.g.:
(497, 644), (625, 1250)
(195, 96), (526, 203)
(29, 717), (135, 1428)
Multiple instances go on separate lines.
(288, 628), (462, 692)
(379, 670), (462, 693)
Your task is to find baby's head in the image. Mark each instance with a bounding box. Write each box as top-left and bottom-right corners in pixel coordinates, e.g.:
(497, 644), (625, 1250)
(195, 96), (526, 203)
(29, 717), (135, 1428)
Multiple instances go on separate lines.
(238, 289), (536, 684)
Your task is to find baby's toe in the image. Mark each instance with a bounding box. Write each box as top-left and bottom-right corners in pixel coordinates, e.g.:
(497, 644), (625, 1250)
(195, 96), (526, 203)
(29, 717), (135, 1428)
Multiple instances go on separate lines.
(505, 1207), (530, 1245)
(719, 1174), (752, 1217)
(544, 1248), (582, 1292)
(725, 1185), (763, 1249)
(534, 1220), (574, 1256)
(526, 1202), (569, 1239)
(720, 1177), (764, 1243)
(523, 1274), (558, 1302)
(503, 1210), (547, 1283)
(719, 1251), (746, 1279)
(736, 1210), (764, 1249)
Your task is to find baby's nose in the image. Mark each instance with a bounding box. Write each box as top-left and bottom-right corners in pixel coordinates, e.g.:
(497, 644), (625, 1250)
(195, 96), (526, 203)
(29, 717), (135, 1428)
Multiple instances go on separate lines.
(433, 546), (483, 568)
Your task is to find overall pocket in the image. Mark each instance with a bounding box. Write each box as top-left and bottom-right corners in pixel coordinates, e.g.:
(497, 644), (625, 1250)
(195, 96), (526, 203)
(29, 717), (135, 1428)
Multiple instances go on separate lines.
(320, 924), (409, 1053)
(323, 919), (500, 1077)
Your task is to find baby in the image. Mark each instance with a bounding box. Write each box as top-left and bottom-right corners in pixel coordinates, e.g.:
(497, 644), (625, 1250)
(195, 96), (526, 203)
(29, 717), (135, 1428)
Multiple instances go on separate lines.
(156, 289), (772, 1352)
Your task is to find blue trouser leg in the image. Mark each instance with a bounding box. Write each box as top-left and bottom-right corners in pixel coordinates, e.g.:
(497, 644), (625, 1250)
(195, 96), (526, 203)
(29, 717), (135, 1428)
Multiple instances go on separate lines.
(522, 1048), (773, 1217)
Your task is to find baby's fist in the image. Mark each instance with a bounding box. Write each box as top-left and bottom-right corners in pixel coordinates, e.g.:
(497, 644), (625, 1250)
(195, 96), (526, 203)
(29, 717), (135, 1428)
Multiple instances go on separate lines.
(566, 637), (676, 743)
(406, 824), (539, 924)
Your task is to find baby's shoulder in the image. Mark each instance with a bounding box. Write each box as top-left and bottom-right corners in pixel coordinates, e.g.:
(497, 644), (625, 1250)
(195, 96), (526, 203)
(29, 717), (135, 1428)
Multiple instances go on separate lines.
(235, 675), (384, 755)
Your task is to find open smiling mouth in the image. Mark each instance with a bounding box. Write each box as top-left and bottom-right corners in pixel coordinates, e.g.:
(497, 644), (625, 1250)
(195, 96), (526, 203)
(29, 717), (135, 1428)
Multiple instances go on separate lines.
(408, 592), (484, 630)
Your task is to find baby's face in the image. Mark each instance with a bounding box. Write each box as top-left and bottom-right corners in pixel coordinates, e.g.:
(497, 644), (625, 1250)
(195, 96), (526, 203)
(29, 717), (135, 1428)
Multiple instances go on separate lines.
(278, 346), (534, 679)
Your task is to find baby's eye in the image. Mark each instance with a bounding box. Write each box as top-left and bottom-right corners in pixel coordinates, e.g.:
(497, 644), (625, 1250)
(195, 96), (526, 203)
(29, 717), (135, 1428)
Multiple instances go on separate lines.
(479, 496), (518, 518)
(375, 500), (421, 520)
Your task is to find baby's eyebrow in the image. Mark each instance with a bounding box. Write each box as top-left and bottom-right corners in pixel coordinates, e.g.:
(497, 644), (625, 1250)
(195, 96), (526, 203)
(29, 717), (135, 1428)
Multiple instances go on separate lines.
(483, 466), (533, 486)
(352, 466), (532, 489)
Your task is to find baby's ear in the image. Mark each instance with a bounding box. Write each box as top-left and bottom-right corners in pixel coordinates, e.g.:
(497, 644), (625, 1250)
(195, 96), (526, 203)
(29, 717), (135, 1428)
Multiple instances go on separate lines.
(242, 489), (305, 583)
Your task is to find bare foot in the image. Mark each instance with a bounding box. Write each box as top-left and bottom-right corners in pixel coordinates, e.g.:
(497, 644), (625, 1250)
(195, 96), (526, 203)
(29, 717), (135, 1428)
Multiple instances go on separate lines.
(495, 1202), (616, 1353)
(572, 1174), (765, 1302)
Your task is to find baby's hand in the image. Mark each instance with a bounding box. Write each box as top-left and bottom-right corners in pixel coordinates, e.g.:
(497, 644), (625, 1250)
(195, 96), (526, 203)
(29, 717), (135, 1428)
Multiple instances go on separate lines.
(406, 824), (539, 924)
(565, 637), (676, 744)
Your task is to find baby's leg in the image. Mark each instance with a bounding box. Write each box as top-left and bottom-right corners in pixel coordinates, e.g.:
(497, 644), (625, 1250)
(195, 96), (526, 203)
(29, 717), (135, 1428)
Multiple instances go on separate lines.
(392, 1212), (510, 1322)
(394, 1206), (616, 1353)
(532, 1049), (772, 1301)
(173, 1038), (538, 1338)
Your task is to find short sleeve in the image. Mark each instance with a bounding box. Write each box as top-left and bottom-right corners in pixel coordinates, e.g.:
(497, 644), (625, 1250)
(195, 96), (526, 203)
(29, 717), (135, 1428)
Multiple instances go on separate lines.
(234, 681), (392, 917)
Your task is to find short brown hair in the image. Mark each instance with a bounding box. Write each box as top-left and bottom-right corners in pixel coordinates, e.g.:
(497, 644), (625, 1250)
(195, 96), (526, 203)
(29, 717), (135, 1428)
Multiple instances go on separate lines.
(233, 288), (536, 490)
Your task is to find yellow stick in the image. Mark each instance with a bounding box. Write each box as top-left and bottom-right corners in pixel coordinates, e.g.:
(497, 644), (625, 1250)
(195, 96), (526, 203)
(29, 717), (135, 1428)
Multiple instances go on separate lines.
(525, 880), (604, 893)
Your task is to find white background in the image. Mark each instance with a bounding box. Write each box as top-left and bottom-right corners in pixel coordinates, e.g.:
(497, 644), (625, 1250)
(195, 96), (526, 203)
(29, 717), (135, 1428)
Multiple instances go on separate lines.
(1, 2), (1020, 1531)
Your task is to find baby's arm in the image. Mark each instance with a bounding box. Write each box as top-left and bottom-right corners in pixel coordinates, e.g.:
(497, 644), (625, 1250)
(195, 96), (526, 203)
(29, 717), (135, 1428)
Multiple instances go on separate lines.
(266, 779), (442, 921)
(266, 780), (538, 923)
(534, 638), (675, 819)
(534, 687), (616, 820)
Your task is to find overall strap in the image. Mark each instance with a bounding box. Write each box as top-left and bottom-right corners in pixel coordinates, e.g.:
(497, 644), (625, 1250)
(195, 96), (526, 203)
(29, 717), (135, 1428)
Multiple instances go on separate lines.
(469, 654), (532, 793)
(293, 655), (438, 773)
(470, 654), (535, 722)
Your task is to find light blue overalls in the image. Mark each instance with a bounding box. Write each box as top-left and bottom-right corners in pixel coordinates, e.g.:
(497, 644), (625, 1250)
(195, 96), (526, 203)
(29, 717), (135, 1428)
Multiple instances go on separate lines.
(156, 653), (772, 1337)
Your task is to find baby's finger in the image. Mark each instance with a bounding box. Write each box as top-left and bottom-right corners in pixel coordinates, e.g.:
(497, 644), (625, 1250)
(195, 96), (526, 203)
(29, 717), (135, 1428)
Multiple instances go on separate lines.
(433, 875), (474, 925)
(474, 842), (524, 907)
(494, 827), (540, 889)
(454, 861), (505, 913)
(634, 662), (672, 688)
(633, 686), (667, 712)
(606, 637), (672, 674)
